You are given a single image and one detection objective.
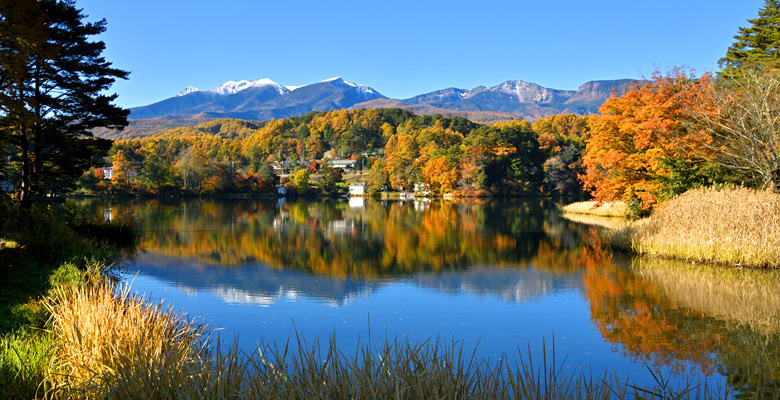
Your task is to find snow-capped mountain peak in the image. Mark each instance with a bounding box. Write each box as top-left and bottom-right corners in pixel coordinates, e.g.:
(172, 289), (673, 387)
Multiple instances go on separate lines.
(206, 78), (289, 96)
(463, 80), (563, 103)
(323, 77), (382, 100)
(177, 86), (199, 96)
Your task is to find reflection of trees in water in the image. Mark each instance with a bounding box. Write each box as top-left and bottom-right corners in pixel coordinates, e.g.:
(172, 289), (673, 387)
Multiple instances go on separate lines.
(113, 198), (575, 278)
(573, 230), (780, 396)
(632, 257), (780, 397)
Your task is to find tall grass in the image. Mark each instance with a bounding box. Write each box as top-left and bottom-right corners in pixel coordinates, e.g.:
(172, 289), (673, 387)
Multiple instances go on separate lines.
(629, 187), (780, 268)
(42, 280), (731, 399)
(45, 281), (209, 397)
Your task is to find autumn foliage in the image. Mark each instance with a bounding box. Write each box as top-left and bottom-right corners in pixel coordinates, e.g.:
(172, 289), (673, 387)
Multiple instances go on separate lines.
(581, 69), (715, 209)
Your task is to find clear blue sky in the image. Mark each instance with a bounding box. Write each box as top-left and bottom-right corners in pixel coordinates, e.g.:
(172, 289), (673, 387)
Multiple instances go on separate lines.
(76, 0), (766, 109)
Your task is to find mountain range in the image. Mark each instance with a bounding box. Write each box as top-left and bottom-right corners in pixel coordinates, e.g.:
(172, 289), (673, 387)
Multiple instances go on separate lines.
(117, 77), (637, 138)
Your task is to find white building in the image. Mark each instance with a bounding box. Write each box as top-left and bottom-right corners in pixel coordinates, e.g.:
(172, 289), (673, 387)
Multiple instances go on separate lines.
(328, 159), (361, 172)
(348, 182), (366, 196)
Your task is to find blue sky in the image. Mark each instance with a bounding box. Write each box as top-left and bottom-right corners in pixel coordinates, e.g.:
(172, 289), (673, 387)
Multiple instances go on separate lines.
(76, 0), (766, 109)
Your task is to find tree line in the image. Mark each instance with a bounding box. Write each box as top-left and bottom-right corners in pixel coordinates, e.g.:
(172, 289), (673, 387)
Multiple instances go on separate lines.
(73, 109), (591, 197)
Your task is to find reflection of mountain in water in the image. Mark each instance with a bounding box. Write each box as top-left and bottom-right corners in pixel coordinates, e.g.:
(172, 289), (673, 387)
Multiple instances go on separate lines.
(412, 265), (584, 303)
(130, 252), (378, 306)
(131, 252), (585, 307)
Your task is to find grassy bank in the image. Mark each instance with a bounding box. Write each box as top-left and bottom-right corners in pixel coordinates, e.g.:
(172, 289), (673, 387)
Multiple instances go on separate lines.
(627, 187), (780, 268)
(564, 187), (780, 268)
(560, 200), (629, 218)
(0, 198), (136, 399)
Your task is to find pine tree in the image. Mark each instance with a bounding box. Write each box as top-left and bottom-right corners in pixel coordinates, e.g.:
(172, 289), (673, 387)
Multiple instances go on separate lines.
(0, 0), (128, 207)
(719, 0), (780, 79)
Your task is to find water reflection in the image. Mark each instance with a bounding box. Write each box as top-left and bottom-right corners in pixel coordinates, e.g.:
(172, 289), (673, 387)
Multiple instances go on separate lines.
(113, 198), (564, 278)
(77, 197), (780, 396)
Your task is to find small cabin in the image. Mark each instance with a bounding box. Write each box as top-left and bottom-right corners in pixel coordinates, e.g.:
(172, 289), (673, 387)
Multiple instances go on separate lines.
(100, 167), (113, 180)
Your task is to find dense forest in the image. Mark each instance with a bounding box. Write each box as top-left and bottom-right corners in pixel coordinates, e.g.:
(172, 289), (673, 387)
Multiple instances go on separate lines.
(70, 109), (591, 198)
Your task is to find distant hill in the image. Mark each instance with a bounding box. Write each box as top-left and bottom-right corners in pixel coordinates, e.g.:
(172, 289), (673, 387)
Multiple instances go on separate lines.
(101, 77), (638, 139)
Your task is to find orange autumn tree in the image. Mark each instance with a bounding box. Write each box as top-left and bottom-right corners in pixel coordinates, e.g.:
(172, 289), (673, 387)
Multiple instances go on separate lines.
(581, 69), (715, 210)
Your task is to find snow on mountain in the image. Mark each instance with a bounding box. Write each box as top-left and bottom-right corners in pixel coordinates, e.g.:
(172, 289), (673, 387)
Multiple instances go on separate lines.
(456, 80), (575, 103)
(323, 76), (382, 100)
(177, 86), (199, 96)
(205, 78), (290, 96)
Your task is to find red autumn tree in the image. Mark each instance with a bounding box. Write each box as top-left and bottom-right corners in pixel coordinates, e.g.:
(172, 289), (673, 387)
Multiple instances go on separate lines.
(581, 69), (715, 210)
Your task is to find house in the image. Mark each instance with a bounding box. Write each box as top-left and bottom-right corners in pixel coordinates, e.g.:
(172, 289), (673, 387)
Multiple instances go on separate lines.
(348, 182), (366, 196)
(100, 166), (137, 180)
(414, 183), (431, 196)
(100, 166), (113, 180)
(327, 159), (361, 172)
(271, 161), (290, 172)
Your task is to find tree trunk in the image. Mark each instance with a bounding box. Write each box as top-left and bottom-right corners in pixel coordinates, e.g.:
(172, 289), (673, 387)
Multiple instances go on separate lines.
(19, 123), (32, 209)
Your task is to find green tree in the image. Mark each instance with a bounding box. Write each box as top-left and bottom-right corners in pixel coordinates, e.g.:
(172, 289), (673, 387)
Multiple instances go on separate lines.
(0, 0), (128, 207)
(462, 120), (543, 194)
(720, 0), (780, 79)
(296, 124), (310, 140)
(318, 166), (343, 194)
(291, 169), (309, 193)
(140, 151), (176, 193)
(366, 159), (389, 193)
(255, 161), (279, 185)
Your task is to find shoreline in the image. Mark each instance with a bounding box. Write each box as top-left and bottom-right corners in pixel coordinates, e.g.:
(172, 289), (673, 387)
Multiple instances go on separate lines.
(561, 188), (780, 269)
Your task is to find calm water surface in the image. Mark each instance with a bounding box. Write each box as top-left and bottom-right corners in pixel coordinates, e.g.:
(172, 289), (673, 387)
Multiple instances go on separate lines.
(80, 197), (780, 395)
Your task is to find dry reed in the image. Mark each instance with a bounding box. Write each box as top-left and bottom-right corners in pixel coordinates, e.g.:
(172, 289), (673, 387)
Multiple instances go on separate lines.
(44, 281), (210, 398)
(560, 201), (629, 218)
(629, 187), (780, 268)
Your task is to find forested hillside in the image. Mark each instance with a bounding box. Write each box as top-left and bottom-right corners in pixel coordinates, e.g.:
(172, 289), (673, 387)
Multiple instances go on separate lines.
(79, 109), (590, 197)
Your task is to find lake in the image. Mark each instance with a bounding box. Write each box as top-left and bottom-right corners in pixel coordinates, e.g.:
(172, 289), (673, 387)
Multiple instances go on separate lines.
(78, 197), (780, 396)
